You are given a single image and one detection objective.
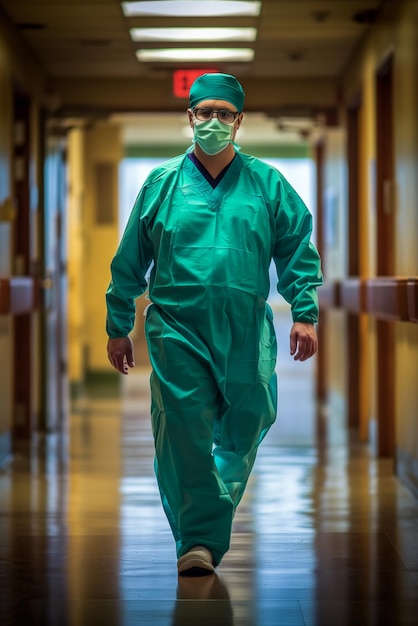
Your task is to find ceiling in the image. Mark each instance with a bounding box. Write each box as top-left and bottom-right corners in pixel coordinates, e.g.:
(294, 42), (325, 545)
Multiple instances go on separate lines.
(0, 0), (384, 143)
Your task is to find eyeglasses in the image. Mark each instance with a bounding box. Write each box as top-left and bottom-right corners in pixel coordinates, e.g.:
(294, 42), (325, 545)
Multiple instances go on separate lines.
(192, 107), (240, 124)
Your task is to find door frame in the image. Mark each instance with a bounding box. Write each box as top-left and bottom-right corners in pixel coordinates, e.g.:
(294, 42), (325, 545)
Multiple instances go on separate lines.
(12, 85), (33, 440)
(375, 52), (396, 457)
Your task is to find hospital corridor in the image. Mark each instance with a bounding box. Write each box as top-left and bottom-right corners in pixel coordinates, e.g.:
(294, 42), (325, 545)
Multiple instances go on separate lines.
(2, 309), (418, 625)
(1, 0), (418, 625)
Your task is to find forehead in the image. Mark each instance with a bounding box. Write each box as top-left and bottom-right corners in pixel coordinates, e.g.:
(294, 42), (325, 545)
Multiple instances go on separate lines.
(194, 99), (237, 110)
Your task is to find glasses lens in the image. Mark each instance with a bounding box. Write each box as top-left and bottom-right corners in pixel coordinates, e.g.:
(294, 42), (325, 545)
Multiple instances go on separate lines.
(218, 110), (236, 123)
(193, 108), (238, 123)
(194, 108), (213, 121)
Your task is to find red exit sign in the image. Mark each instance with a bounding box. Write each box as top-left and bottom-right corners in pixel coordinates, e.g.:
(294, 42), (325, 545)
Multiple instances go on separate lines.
(173, 69), (218, 99)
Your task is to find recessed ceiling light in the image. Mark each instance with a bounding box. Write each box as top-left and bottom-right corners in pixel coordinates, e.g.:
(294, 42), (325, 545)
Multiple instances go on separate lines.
(130, 27), (257, 42)
(136, 48), (255, 62)
(122, 1), (261, 18)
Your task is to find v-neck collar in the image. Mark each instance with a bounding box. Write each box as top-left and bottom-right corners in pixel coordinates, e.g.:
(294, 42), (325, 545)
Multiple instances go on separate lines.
(184, 151), (242, 202)
(187, 152), (235, 188)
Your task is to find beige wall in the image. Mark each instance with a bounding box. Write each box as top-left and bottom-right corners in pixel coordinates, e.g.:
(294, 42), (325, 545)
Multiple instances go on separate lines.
(394, 1), (418, 482)
(393, 2), (418, 276)
(322, 128), (347, 281)
(344, 0), (418, 277)
(395, 1), (418, 480)
(321, 129), (348, 420)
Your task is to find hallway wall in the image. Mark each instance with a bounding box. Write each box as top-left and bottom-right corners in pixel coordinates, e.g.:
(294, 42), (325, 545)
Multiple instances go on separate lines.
(321, 129), (349, 432)
(0, 39), (13, 462)
(81, 123), (122, 377)
(67, 129), (86, 391)
(1, 0), (417, 496)
(321, 0), (418, 494)
(0, 10), (46, 461)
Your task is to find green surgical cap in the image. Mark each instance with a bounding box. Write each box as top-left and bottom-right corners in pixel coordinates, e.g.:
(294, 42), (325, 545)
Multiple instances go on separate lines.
(189, 73), (245, 111)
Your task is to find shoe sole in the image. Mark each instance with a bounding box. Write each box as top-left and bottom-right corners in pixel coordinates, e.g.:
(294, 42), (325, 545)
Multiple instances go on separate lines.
(179, 564), (215, 577)
(178, 554), (215, 577)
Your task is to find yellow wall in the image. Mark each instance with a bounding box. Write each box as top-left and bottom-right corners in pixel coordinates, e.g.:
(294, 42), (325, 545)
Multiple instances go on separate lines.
(67, 122), (152, 381)
(82, 123), (122, 373)
(67, 129), (86, 386)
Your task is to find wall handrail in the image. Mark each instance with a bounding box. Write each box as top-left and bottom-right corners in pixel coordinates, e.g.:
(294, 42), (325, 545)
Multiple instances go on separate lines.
(318, 276), (418, 323)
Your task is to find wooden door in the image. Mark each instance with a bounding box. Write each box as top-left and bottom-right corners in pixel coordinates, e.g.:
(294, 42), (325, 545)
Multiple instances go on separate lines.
(315, 140), (327, 403)
(346, 99), (361, 431)
(375, 54), (395, 457)
(12, 88), (33, 439)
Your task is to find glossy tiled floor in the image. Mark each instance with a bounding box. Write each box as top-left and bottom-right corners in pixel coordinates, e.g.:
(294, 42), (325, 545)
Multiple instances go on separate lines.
(1, 311), (418, 625)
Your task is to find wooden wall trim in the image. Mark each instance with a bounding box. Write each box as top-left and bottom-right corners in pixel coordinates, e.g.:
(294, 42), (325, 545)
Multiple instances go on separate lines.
(2, 276), (416, 322)
(407, 278), (418, 323)
(365, 277), (409, 322)
(319, 277), (417, 323)
(340, 278), (366, 313)
(318, 281), (341, 309)
(0, 277), (35, 315)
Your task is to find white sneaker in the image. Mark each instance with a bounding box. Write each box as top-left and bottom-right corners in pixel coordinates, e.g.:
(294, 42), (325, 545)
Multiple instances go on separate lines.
(177, 545), (215, 576)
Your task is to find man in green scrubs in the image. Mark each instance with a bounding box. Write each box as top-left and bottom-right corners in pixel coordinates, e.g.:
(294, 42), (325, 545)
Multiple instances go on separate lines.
(106, 73), (323, 576)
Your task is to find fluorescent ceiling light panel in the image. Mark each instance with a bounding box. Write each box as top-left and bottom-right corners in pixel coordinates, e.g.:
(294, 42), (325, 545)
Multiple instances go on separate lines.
(122, 1), (261, 17)
(136, 48), (255, 62)
(130, 27), (257, 42)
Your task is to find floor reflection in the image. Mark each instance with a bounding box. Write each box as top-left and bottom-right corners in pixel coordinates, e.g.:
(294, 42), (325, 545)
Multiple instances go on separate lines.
(173, 575), (233, 626)
(0, 309), (418, 625)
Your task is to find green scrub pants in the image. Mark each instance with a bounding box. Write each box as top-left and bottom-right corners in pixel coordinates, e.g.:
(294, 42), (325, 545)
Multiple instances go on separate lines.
(145, 298), (277, 566)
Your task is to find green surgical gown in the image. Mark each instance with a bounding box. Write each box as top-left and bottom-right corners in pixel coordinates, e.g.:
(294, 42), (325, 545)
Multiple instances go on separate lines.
(106, 150), (323, 565)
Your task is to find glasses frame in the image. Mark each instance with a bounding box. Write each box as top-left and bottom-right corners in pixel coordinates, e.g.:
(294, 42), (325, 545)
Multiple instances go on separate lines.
(192, 107), (240, 124)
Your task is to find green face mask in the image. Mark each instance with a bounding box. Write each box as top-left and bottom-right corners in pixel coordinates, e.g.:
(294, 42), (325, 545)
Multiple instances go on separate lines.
(193, 118), (234, 155)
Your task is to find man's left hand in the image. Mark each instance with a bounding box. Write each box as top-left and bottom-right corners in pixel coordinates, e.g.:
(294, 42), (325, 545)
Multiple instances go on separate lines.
(289, 322), (318, 361)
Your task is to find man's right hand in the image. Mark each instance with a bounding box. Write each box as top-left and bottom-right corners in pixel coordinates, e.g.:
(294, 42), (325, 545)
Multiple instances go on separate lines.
(107, 336), (135, 375)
